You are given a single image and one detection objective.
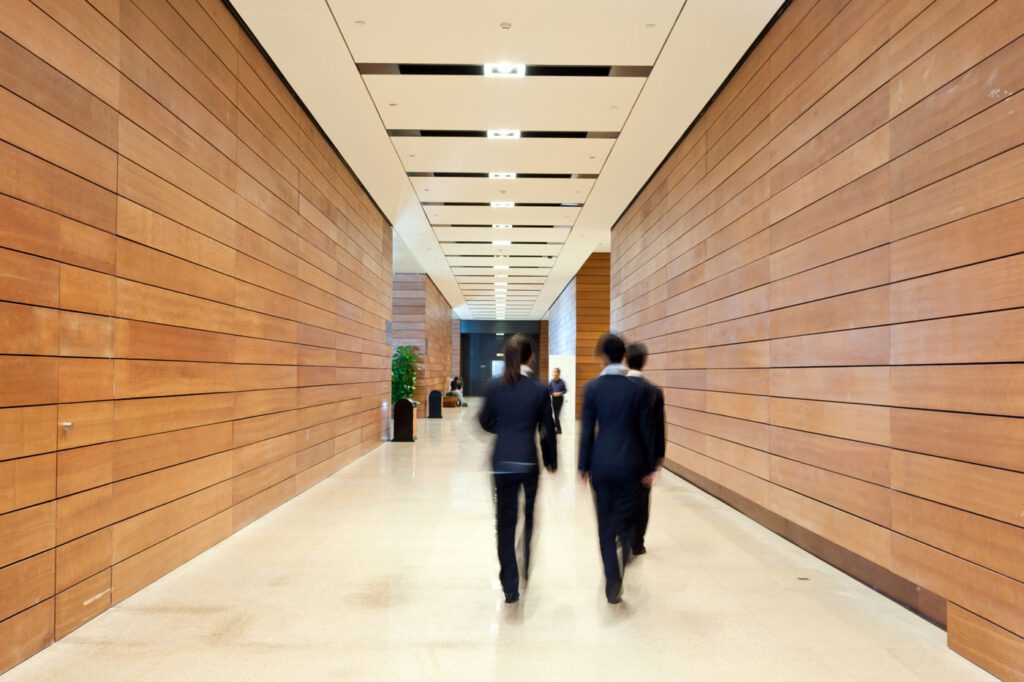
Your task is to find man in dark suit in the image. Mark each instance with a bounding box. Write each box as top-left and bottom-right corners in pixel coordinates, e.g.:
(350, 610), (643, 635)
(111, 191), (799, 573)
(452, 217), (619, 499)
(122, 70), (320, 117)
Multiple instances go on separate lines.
(626, 342), (666, 555)
(579, 334), (657, 604)
(547, 367), (567, 434)
(478, 335), (557, 603)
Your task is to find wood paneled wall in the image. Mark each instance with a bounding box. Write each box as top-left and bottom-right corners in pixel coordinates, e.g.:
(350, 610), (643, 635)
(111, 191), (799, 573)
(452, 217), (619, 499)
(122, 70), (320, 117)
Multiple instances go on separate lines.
(546, 253), (610, 418)
(609, 1), (1024, 678)
(0, 0), (392, 673)
(575, 252), (611, 418)
(391, 274), (452, 404)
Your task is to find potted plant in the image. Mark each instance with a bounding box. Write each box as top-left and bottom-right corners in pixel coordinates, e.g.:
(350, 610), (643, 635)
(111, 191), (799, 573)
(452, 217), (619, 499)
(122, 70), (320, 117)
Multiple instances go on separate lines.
(391, 345), (419, 441)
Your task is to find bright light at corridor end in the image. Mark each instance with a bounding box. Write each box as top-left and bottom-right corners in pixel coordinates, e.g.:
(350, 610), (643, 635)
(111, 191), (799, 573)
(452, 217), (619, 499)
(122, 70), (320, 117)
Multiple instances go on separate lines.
(490, 201), (514, 208)
(488, 172), (517, 179)
(487, 129), (521, 139)
(484, 62), (525, 78)
(492, 224), (512, 229)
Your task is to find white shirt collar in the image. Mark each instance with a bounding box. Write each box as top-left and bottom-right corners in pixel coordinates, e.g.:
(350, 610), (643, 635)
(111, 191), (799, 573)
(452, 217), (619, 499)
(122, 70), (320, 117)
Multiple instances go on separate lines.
(520, 365), (534, 376)
(601, 363), (629, 376)
(627, 369), (642, 378)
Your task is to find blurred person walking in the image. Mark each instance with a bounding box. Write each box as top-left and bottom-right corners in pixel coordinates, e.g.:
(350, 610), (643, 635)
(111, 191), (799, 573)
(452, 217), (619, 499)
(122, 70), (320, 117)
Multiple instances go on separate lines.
(478, 334), (557, 604)
(578, 334), (657, 603)
(547, 367), (568, 434)
(625, 342), (666, 556)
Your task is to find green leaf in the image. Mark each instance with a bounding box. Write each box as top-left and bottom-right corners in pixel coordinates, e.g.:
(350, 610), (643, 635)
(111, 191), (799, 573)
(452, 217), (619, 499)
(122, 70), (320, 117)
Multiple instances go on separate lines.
(391, 345), (419, 404)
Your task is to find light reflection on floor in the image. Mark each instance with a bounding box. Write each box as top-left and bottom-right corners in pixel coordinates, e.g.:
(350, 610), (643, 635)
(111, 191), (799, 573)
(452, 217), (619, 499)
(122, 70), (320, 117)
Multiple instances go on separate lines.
(6, 400), (991, 680)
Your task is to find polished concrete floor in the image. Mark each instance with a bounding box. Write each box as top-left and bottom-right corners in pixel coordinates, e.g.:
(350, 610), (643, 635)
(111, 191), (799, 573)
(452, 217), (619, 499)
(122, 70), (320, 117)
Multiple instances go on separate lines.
(8, 401), (990, 681)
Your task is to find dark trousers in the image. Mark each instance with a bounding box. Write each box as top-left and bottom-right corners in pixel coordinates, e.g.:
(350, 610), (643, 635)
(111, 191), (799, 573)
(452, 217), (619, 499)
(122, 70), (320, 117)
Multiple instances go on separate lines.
(494, 470), (539, 594)
(634, 485), (651, 552)
(551, 396), (564, 432)
(591, 477), (641, 594)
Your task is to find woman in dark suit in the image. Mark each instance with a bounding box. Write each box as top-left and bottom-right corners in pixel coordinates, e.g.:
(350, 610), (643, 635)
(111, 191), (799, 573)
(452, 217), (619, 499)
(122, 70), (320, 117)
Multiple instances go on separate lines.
(477, 334), (557, 603)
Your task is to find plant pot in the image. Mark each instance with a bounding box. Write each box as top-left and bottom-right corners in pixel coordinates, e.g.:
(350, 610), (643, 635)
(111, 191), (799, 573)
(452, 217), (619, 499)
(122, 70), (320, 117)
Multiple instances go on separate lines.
(393, 398), (418, 442)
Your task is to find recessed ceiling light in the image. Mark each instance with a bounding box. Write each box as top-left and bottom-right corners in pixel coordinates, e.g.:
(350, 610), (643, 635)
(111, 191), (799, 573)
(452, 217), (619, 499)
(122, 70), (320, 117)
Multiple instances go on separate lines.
(500, 22), (512, 31)
(588, 155), (595, 159)
(495, 264), (509, 270)
(490, 201), (514, 208)
(492, 224), (512, 229)
(495, 281), (508, 286)
(488, 129), (521, 139)
(388, 103), (397, 107)
(493, 240), (511, 246)
(645, 23), (656, 28)
(489, 172), (517, 179)
(484, 63), (525, 78)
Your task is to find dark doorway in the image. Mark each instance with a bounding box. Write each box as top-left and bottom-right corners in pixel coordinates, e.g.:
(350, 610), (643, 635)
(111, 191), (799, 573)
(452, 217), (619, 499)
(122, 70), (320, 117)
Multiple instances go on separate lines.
(458, 321), (541, 396)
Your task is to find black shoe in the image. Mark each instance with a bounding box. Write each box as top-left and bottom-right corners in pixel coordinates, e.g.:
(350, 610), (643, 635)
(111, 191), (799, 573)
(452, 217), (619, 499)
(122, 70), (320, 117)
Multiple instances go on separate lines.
(633, 546), (647, 556)
(605, 581), (623, 604)
(504, 591), (520, 604)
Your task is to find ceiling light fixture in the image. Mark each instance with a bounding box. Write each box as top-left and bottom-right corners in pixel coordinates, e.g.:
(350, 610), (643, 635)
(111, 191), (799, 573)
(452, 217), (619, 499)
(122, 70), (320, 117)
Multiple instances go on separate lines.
(490, 201), (514, 208)
(484, 63), (525, 78)
(487, 129), (521, 139)
(495, 264), (509, 270)
(492, 240), (511, 246)
(492, 224), (512, 229)
(496, 274), (508, 279)
(488, 172), (517, 179)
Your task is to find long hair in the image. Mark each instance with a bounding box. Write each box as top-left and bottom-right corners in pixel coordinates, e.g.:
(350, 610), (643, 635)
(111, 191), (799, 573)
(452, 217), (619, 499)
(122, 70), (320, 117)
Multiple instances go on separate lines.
(502, 334), (535, 384)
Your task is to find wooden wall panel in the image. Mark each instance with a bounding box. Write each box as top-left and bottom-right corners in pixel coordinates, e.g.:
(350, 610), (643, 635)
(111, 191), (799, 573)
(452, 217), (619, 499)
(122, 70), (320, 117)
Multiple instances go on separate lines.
(546, 252), (610, 418)
(391, 274), (452, 405)
(0, 0), (392, 673)
(610, 1), (1024, 677)
(575, 252), (611, 418)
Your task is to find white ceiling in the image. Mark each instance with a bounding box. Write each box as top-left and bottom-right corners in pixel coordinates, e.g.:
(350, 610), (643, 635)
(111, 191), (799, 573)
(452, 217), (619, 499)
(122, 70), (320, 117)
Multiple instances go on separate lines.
(412, 177), (594, 204)
(328, 0), (684, 65)
(231, 0), (783, 320)
(365, 75), (645, 131)
(392, 137), (613, 175)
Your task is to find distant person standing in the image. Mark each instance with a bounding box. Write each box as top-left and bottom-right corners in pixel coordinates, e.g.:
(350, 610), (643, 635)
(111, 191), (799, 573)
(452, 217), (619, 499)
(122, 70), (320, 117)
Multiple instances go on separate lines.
(578, 334), (656, 604)
(547, 368), (568, 434)
(478, 335), (557, 604)
(625, 342), (666, 556)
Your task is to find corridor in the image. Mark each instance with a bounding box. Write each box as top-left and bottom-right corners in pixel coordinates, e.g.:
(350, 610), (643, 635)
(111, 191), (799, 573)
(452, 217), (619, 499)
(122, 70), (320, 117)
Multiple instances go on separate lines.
(6, 405), (989, 681)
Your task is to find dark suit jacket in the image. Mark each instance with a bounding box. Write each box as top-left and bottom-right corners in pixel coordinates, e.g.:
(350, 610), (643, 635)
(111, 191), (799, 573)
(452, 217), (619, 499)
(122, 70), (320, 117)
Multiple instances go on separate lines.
(578, 373), (656, 480)
(478, 373), (557, 474)
(630, 375), (666, 462)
